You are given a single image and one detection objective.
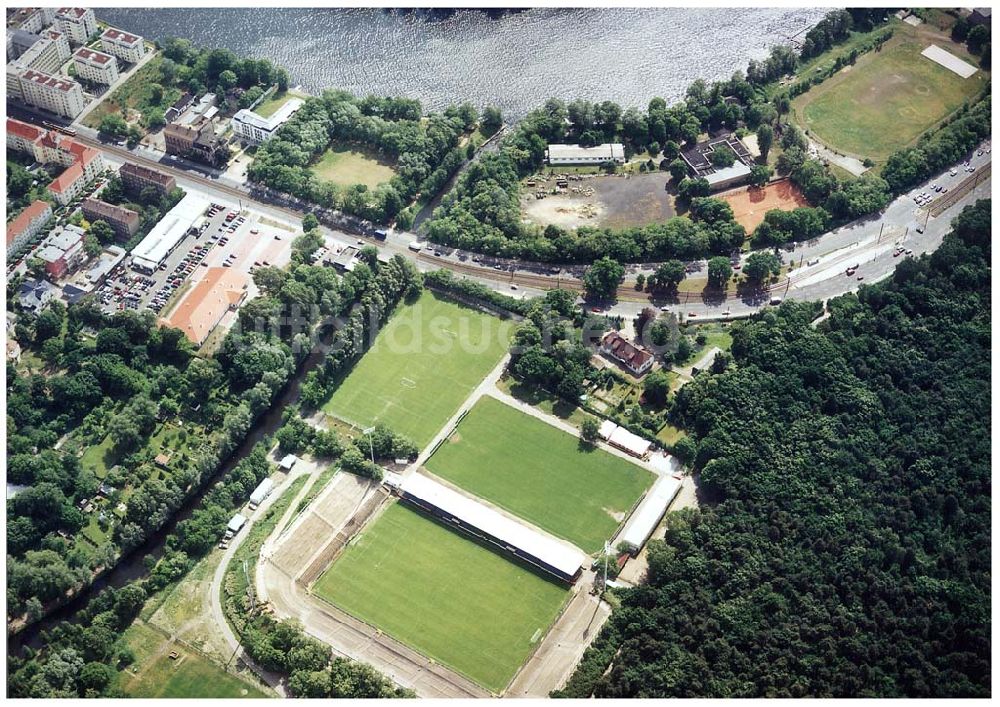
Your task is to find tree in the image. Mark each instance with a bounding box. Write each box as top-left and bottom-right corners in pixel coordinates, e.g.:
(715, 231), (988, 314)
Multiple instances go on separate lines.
(707, 256), (732, 288)
(98, 114), (128, 139)
(89, 220), (115, 245)
(642, 370), (671, 407)
(966, 25), (990, 55)
(144, 108), (166, 130)
(581, 417), (600, 444)
(83, 233), (103, 258)
(710, 145), (736, 168)
(481, 105), (503, 134)
(583, 257), (625, 301)
(756, 124), (774, 161)
(742, 251), (780, 285)
(668, 158), (689, 183)
(302, 213), (319, 232)
(6, 161), (33, 200)
(749, 164), (772, 188)
(650, 260), (686, 291)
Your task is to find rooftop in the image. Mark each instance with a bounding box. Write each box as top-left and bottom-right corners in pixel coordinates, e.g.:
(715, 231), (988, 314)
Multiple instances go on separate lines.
(55, 7), (89, 20)
(232, 97), (304, 132)
(546, 143), (625, 161)
(20, 69), (79, 93)
(6, 200), (52, 246)
(602, 330), (653, 371)
(73, 46), (114, 65)
(162, 266), (248, 344)
(101, 26), (141, 45)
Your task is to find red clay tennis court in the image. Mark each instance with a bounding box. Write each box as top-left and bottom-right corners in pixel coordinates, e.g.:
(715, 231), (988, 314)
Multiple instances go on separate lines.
(720, 179), (809, 232)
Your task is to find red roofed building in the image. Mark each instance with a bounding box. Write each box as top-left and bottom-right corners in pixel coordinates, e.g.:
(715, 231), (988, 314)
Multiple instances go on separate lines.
(16, 68), (86, 118)
(6, 118), (106, 205)
(55, 7), (98, 46)
(601, 330), (654, 376)
(163, 267), (249, 346)
(72, 46), (119, 85)
(6, 200), (53, 257)
(100, 27), (146, 64)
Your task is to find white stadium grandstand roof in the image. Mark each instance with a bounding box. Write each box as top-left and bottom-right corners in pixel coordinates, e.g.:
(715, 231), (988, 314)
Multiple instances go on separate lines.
(400, 473), (588, 579)
(616, 466), (683, 552)
(921, 44), (978, 78)
(130, 194), (208, 271)
(598, 420), (652, 458)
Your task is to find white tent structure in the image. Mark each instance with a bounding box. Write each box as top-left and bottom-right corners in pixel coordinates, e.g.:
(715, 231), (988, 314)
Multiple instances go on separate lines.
(597, 420), (652, 458)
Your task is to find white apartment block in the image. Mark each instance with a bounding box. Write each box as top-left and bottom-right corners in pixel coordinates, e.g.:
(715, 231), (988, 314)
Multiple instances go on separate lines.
(44, 29), (72, 61)
(100, 27), (146, 64)
(55, 7), (98, 46)
(10, 36), (63, 74)
(231, 97), (304, 145)
(6, 64), (26, 102)
(8, 7), (54, 35)
(17, 69), (86, 119)
(73, 47), (119, 85)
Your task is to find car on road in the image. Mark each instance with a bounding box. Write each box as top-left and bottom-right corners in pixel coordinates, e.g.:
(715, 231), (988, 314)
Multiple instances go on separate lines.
(950, 168), (958, 176)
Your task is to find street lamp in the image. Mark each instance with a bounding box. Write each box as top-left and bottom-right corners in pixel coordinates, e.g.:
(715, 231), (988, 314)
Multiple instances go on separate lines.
(362, 426), (376, 465)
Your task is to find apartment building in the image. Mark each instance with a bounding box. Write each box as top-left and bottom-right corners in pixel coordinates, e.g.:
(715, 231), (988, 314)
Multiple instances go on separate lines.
(119, 162), (176, 197)
(81, 198), (140, 240)
(43, 29), (71, 60)
(6, 200), (53, 257)
(8, 7), (55, 35)
(9, 34), (63, 73)
(6, 118), (106, 204)
(17, 69), (86, 118)
(100, 27), (145, 64)
(72, 46), (119, 85)
(164, 116), (229, 166)
(54, 7), (97, 46)
(231, 97), (304, 145)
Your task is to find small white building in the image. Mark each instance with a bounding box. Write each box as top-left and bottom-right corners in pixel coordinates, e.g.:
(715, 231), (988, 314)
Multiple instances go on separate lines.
(248, 477), (273, 509)
(705, 162), (752, 192)
(615, 471), (683, 554)
(231, 97), (304, 146)
(597, 420), (653, 459)
(278, 454), (298, 471)
(72, 47), (120, 85)
(225, 512), (247, 538)
(546, 143), (625, 165)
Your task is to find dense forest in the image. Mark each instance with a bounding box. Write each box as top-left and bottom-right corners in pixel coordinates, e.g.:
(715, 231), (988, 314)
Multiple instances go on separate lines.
(421, 9), (905, 263)
(559, 200), (991, 697)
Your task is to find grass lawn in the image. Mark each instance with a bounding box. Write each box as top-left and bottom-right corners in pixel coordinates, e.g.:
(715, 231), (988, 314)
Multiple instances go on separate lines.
(118, 622), (268, 698)
(497, 377), (591, 429)
(83, 56), (181, 132)
(252, 89), (307, 119)
(313, 502), (568, 692)
(310, 142), (397, 188)
(322, 290), (513, 448)
(793, 29), (988, 162)
(80, 434), (116, 478)
(425, 396), (654, 552)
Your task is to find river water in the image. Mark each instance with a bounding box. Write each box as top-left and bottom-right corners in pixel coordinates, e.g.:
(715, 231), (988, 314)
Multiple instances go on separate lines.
(97, 7), (827, 117)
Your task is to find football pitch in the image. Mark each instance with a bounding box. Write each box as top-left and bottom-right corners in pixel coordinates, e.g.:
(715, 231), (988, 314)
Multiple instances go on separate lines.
(425, 396), (654, 552)
(313, 502), (568, 693)
(322, 290), (513, 448)
(793, 33), (988, 162)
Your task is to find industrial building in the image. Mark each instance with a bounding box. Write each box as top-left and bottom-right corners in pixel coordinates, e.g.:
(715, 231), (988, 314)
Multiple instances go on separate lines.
(99, 27), (145, 64)
(72, 46), (119, 85)
(597, 419), (653, 459)
(130, 193), (210, 272)
(162, 266), (249, 345)
(615, 466), (683, 555)
(6, 200), (53, 257)
(395, 473), (589, 583)
(680, 131), (755, 191)
(54, 7), (98, 46)
(230, 97), (304, 145)
(546, 143), (625, 165)
(81, 198), (140, 240)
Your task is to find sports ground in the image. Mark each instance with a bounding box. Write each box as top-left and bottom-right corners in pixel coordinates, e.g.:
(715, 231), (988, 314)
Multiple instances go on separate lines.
(425, 396), (654, 552)
(322, 290), (514, 447)
(793, 30), (988, 163)
(313, 502), (568, 693)
(719, 179), (810, 232)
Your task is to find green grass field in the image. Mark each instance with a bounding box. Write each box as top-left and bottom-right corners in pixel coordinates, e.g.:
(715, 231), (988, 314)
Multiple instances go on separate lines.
(310, 142), (397, 188)
(322, 290), (513, 447)
(314, 502), (568, 692)
(794, 31), (988, 162)
(252, 89), (307, 118)
(425, 396), (654, 552)
(118, 622), (268, 698)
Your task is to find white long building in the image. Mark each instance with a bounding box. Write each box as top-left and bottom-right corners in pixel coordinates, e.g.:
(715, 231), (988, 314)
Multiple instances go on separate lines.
(615, 463), (683, 555)
(230, 97), (304, 145)
(397, 473), (589, 582)
(546, 143), (625, 165)
(130, 194), (209, 272)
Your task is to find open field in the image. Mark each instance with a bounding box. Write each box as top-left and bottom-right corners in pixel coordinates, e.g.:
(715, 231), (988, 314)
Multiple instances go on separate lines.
(425, 396), (654, 552)
(520, 172), (674, 230)
(313, 502), (568, 693)
(793, 28), (988, 162)
(719, 179), (810, 232)
(118, 621), (267, 698)
(82, 56), (181, 131)
(322, 290), (513, 447)
(310, 142), (397, 188)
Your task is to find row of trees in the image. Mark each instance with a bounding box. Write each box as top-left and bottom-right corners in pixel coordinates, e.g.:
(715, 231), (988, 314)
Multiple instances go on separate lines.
(559, 200), (991, 698)
(249, 90), (476, 223)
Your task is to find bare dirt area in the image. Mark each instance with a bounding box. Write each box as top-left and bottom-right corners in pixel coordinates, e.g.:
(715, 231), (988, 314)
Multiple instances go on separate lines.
(719, 179), (810, 232)
(521, 172), (675, 230)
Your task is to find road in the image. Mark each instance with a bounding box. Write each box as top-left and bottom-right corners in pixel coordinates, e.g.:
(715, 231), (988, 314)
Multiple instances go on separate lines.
(12, 108), (991, 324)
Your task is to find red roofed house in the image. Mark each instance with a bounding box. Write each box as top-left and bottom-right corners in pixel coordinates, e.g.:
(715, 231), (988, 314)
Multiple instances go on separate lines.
(100, 27), (146, 64)
(601, 330), (654, 376)
(6, 118), (106, 205)
(6, 200), (53, 257)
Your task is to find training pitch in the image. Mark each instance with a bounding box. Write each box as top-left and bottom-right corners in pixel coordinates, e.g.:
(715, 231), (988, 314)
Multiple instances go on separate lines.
(313, 502), (568, 693)
(322, 290), (513, 447)
(793, 32), (987, 162)
(719, 179), (810, 232)
(425, 396), (654, 552)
